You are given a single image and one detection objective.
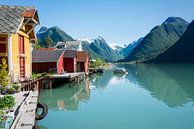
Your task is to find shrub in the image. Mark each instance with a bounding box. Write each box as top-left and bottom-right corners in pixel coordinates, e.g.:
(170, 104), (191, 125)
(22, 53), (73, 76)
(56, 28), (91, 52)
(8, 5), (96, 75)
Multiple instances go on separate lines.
(0, 87), (7, 95)
(8, 88), (16, 94)
(0, 110), (5, 122)
(0, 58), (9, 87)
(90, 58), (105, 68)
(12, 84), (20, 92)
(0, 96), (15, 110)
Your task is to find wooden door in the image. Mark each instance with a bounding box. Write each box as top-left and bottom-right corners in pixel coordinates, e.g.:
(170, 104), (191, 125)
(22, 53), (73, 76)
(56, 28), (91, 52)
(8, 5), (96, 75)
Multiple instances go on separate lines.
(19, 35), (25, 80)
(19, 35), (25, 54)
(77, 62), (84, 72)
(19, 57), (25, 79)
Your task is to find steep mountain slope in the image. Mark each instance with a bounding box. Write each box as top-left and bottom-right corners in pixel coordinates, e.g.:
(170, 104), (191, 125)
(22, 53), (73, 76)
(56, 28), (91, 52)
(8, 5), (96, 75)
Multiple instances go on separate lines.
(37, 26), (74, 47)
(81, 40), (101, 59)
(82, 37), (124, 61)
(122, 37), (143, 57)
(122, 17), (189, 63)
(148, 20), (194, 62)
(108, 44), (123, 53)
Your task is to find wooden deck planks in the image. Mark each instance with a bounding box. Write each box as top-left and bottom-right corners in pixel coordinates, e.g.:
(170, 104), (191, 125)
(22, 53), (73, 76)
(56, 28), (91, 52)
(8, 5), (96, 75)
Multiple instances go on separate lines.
(10, 91), (38, 129)
(48, 72), (85, 83)
(49, 72), (85, 79)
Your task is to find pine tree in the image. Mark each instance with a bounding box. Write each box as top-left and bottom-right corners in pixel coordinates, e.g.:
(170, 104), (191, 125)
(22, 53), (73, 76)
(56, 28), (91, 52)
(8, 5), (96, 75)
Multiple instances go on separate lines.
(33, 39), (42, 49)
(44, 36), (52, 48)
(0, 58), (9, 87)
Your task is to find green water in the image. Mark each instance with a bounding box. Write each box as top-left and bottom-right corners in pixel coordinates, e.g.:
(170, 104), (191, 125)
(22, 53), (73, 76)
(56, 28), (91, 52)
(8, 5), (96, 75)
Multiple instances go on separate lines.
(38, 64), (194, 129)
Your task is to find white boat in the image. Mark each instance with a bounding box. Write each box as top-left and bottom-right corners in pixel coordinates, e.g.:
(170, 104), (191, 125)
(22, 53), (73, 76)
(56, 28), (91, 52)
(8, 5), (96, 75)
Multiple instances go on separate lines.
(113, 68), (128, 74)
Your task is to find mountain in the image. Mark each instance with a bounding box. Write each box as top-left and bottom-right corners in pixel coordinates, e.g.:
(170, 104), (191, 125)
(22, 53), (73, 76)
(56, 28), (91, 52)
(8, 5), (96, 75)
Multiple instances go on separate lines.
(121, 17), (189, 63)
(81, 37), (124, 62)
(148, 20), (194, 62)
(81, 40), (101, 59)
(37, 26), (74, 47)
(36, 26), (124, 61)
(108, 44), (123, 52)
(122, 37), (143, 57)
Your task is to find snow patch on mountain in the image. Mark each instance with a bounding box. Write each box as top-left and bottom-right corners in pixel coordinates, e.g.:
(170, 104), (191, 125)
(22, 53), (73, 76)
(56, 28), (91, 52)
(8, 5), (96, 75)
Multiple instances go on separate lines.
(108, 43), (124, 50)
(79, 38), (94, 44)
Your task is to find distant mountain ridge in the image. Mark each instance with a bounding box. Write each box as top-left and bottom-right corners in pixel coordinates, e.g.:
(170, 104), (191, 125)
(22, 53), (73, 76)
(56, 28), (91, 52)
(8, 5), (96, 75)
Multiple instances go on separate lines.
(148, 20), (194, 62)
(121, 37), (143, 57)
(121, 17), (189, 62)
(81, 37), (124, 62)
(36, 17), (192, 63)
(37, 26), (74, 47)
(36, 27), (124, 61)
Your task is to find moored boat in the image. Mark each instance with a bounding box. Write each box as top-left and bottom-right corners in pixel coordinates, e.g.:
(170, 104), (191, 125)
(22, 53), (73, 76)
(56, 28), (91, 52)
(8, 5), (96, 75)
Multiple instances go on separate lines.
(113, 68), (128, 74)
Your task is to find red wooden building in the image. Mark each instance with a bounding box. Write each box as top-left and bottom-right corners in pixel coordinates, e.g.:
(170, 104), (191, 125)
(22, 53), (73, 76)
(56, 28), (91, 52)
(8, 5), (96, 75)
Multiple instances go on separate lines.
(63, 50), (77, 73)
(32, 50), (64, 74)
(76, 51), (89, 75)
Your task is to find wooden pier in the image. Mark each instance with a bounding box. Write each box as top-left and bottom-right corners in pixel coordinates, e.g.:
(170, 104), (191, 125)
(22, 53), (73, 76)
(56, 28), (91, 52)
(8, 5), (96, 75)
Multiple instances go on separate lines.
(10, 91), (38, 129)
(20, 76), (45, 91)
(48, 72), (85, 83)
(8, 72), (86, 129)
(20, 72), (85, 91)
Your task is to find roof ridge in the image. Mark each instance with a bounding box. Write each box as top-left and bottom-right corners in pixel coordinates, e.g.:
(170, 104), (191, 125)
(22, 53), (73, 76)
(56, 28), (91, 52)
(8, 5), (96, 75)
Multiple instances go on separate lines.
(0, 5), (37, 34)
(0, 5), (35, 9)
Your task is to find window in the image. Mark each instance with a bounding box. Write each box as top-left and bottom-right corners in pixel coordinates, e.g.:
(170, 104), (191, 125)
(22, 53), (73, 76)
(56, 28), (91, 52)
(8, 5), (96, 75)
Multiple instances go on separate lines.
(0, 36), (7, 53)
(0, 37), (6, 41)
(0, 44), (6, 53)
(19, 35), (25, 54)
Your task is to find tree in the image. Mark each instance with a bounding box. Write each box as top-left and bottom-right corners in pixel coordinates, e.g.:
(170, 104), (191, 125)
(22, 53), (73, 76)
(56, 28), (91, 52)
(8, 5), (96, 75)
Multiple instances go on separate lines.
(33, 39), (42, 49)
(0, 58), (9, 87)
(90, 58), (105, 68)
(44, 36), (53, 48)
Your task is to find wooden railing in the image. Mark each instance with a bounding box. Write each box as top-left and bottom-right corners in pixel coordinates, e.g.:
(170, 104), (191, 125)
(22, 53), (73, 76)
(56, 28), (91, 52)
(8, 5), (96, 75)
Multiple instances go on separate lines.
(21, 76), (45, 91)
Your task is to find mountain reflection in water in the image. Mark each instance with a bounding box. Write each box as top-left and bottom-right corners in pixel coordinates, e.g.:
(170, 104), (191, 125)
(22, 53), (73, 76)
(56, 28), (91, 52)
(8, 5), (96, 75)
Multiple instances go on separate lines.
(39, 64), (194, 129)
(121, 63), (194, 107)
(40, 64), (194, 111)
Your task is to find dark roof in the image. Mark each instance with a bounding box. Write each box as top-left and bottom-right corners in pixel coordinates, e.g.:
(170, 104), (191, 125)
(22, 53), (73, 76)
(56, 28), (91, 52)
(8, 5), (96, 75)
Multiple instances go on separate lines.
(77, 51), (89, 62)
(32, 50), (64, 63)
(0, 5), (35, 33)
(64, 50), (77, 58)
(64, 42), (80, 50)
(56, 41), (82, 51)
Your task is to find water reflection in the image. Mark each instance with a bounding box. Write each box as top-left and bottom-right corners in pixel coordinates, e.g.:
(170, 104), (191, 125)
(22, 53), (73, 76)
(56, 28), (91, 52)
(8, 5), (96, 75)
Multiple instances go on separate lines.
(40, 64), (194, 111)
(121, 63), (194, 107)
(90, 71), (112, 89)
(39, 64), (194, 129)
(39, 71), (113, 111)
(39, 78), (91, 111)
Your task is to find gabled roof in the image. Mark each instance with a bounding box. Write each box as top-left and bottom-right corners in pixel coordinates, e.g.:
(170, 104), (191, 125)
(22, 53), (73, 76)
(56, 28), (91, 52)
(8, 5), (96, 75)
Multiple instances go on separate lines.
(56, 41), (82, 51)
(64, 50), (77, 58)
(0, 5), (39, 34)
(32, 50), (64, 63)
(77, 51), (89, 62)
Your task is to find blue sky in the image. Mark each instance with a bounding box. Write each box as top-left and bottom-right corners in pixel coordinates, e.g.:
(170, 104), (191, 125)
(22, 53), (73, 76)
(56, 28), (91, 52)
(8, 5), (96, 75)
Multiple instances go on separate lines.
(1, 0), (194, 45)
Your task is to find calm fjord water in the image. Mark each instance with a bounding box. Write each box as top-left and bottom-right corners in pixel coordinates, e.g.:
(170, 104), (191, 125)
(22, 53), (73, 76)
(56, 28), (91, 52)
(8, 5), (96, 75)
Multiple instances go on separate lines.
(39, 64), (194, 129)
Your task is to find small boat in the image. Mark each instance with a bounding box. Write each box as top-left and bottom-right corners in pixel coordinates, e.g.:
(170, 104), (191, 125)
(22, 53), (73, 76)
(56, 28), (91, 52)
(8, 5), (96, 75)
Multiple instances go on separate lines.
(97, 68), (104, 73)
(113, 68), (128, 74)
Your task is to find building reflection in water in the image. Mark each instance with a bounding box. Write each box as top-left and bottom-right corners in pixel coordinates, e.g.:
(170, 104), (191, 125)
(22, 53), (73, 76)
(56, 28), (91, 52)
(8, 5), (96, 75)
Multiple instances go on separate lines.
(39, 71), (114, 111)
(40, 77), (91, 111)
(57, 100), (65, 110)
(40, 65), (194, 110)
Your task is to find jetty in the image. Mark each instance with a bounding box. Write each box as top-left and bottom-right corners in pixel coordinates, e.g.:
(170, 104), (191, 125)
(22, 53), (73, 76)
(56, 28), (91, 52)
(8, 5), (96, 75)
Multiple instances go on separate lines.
(48, 72), (85, 83)
(10, 91), (38, 129)
(5, 72), (86, 129)
(21, 77), (45, 91)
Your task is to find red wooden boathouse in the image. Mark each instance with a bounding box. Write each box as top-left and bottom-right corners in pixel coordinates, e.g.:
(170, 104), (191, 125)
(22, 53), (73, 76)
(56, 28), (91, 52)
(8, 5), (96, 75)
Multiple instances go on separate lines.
(32, 50), (64, 74)
(63, 50), (77, 73)
(76, 51), (89, 75)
